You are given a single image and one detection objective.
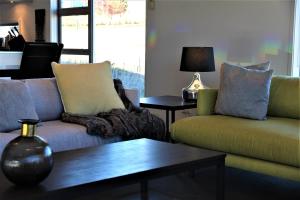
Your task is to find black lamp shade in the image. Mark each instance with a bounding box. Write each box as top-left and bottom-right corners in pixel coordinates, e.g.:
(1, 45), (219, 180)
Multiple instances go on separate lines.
(180, 47), (215, 72)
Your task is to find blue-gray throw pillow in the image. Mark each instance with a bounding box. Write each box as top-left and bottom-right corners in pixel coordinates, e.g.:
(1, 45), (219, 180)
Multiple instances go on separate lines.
(0, 80), (39, 132)
(223, 61), (270, 71)
(215, 63), (273, 120)
(243, 61), (270, 71)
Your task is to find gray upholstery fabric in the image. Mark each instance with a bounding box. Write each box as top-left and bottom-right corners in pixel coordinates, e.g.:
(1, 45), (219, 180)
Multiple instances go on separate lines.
(0, 80), (38, 132)
(0, 78), (138, 155)
(0, 132), (18, 156)
(223, 61), (270, 71)
(25, 78), (64, 121)
(4, 120), (121, 154)
(125, 89), (139, 106)
(215, 63), (273, 120)
(244, 61), (270, 71)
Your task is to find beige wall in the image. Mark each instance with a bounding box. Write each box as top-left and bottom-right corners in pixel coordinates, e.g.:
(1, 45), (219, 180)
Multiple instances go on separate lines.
(145, 0), (294, 97)
(0, 0), (51, 42)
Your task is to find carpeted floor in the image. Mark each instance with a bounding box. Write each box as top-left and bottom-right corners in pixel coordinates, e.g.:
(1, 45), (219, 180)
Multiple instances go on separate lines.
(77, 167), (300, 200)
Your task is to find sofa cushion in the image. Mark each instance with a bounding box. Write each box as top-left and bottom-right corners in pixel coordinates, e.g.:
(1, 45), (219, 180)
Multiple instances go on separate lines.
(215, 63), (273, 120)
(25, 78), (63, 121)
(0, 79), (39, 132)
(268, 76), (300, 119)
(171, 115), (300, 167)
(7, 120), (121, 153)
(52, 61), (125, 115)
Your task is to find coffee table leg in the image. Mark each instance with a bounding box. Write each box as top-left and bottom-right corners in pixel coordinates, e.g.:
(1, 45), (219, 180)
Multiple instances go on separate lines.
(165, 110), (170, 140)
(216, 161), (225, 200)
(141, 180), (148, 200)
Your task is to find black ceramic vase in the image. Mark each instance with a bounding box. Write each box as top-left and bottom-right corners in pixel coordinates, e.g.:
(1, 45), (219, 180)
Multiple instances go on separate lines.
(0, 119), (53, 185)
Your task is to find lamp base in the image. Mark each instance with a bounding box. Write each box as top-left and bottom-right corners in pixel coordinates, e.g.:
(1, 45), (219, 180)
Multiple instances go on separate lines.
(182, 72), (205, 102)
(182, 89), (198, 102)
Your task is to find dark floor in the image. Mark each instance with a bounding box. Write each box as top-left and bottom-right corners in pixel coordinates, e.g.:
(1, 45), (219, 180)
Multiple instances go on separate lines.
(76, 167), (300, 200)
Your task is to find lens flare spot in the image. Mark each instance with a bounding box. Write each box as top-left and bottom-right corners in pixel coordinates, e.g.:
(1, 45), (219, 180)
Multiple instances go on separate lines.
(260, 39), (281, 56)
(148, 29), (157, 48)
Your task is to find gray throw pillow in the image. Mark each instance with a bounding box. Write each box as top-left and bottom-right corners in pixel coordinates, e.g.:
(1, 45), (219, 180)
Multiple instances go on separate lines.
(0, 80), (39, 132)
(223, 61), (270, 71)
(215, 63), (273, 120)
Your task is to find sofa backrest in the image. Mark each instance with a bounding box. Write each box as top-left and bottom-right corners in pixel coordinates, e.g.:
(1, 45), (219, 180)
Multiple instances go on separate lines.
(268, 76), (300, 119)
(24, 78), (140, 122)
(25, 78), (64, 121)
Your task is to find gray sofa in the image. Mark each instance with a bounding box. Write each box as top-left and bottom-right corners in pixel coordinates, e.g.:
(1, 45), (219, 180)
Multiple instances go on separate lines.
(0, 78), (139, 155)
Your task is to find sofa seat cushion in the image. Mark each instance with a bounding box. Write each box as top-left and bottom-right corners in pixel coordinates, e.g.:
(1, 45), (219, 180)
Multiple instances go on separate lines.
(6, 120), (121, 153)
(171, 115), (300, 167)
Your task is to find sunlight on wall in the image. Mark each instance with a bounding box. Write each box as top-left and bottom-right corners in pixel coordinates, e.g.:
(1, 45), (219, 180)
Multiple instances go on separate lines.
(259, 38), (281, 57)
(211, 36), (291, 68)
(213, 48), (227, 67)
(147, 28), (157, 49)
(11, 3), (31, 41)
(286, 41), (293, 54)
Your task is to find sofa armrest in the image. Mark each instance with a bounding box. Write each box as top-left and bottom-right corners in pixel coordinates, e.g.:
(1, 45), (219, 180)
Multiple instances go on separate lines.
(125, 89), (140, 107)
(197, 88), (218, 115)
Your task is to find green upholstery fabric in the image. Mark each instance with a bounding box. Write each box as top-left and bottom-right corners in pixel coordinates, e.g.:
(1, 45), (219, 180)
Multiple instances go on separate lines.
(171, 115), (300, 167)
(197, 89), (218, 116)
(268, 76), (300, 119)
(226, 154), (300, 182)
(172, 76), (300, 181)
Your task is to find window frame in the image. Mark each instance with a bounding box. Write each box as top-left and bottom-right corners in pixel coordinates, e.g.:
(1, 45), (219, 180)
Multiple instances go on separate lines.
(57, 0), (93, 63)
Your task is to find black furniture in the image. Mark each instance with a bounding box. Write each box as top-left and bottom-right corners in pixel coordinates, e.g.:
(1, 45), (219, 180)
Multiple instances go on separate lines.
(12, 42), (63, 79)
(0, 69), (18, 77)
(8, 35), (25, 51)
(140, 95), (197, 137)
(0, 139), (226, 200)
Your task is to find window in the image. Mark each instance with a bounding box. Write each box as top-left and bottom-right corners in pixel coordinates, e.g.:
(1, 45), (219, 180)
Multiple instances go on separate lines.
(292, 0), (300, 76)
(61, 0), (88, 8)
(58, 0), (146, 96)
(58, 0), (92, 63)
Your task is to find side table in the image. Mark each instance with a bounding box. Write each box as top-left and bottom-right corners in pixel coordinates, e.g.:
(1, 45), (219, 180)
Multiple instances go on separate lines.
(139, 95), (197, 140)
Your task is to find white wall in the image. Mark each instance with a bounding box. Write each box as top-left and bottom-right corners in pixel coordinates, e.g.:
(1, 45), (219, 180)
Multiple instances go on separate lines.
(145, 0), (294, 96)
(0, 0), (51, 42)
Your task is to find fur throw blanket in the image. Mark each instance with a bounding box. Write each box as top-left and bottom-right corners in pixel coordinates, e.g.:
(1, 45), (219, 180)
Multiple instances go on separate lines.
(61, 79), (166, 141)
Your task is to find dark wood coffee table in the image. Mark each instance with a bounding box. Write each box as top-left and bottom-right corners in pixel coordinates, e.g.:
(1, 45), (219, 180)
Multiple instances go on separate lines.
(0, 139), (226, 200)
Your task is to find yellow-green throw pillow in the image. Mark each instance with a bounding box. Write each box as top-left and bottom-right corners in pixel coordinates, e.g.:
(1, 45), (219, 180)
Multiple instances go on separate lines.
(51, 61), (125, 115)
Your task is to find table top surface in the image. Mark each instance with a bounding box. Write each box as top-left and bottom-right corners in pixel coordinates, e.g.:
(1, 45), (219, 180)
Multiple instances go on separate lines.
(140, 95), (197, 110)
(0, 139), (225, 200)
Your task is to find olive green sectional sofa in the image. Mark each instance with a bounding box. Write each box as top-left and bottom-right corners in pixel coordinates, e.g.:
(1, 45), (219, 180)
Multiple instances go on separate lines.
(171, 76), (300, 181)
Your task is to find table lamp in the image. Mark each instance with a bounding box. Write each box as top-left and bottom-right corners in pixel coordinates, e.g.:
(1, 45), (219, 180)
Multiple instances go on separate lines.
(180, 47), (215, 102)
